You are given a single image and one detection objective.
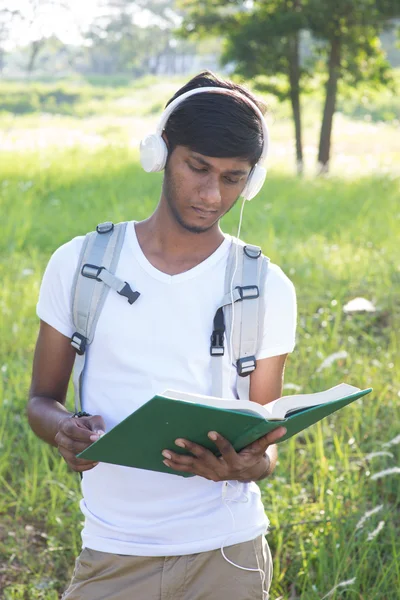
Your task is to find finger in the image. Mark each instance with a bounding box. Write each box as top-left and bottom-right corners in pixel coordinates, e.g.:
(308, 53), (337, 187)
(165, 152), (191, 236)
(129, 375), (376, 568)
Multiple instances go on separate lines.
(161, 449), (196, 468)
(89, 431), (105, 442)
(173, 439), (221, 469)
(78, 415), (106, 433)
(245, 426), (287, 454)
(56, 433), (95, 455)
(162, 459), (197, 475)
(163, 457), (224, 482)
(70, 461), (100, 473)
(61, 418), (101, 442)
(59, 448), (99, 470)
(206, 432), (238, 465)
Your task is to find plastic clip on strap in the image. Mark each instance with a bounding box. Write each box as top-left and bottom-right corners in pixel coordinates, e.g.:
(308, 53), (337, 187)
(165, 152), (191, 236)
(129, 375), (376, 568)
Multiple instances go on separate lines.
(81, 264), (140, 305)
(210, 307), (225, 357)
(235, 285), (259, 301)
(71, 332), (87, 355)
(210, 307), (225, 397)
(237, 355), (256, 377)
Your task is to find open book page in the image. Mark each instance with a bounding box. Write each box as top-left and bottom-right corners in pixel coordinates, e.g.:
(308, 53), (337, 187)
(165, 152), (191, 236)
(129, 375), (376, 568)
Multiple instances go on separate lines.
(162, 383), (361, 421)
(161, 389), (272, 419)
(263, 383), (360, 419)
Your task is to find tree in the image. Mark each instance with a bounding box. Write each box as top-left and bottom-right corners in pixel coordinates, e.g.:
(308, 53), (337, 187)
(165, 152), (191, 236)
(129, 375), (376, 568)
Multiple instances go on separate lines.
(179, 0), (400, 174)
(23, 1), (72, 75)
(83, 0), (197, 76)
(307, 0), (399, 173)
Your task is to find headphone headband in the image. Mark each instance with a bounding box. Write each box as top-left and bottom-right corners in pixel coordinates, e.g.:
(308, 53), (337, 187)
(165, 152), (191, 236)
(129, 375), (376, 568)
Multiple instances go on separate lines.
(139, 84), (269, 200)
(156, 86), (269, 165)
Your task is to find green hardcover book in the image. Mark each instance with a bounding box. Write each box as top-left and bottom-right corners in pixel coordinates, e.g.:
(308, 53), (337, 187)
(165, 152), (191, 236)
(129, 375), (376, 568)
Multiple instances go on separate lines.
(78, 383), (372, 477)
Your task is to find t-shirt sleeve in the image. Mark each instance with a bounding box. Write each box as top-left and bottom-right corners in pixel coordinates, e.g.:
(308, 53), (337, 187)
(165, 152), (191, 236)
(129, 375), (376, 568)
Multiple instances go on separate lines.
(256, 262), (297, 360)
(36, 237), (85, 338)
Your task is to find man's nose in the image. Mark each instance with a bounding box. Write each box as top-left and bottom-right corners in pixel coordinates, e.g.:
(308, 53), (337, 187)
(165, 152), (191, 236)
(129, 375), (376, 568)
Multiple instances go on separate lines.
(199, 173), (221, 206)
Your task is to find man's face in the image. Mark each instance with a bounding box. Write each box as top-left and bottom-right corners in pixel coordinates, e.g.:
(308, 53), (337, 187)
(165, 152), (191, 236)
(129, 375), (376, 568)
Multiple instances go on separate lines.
(162, 145), (253, 234)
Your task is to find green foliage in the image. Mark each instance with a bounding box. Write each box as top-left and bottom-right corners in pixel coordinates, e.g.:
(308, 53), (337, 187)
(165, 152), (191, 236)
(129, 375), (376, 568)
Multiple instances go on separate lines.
(220, 3), (310, 101)
(0, 140), (399, 598)
(178, 0), (400, 170)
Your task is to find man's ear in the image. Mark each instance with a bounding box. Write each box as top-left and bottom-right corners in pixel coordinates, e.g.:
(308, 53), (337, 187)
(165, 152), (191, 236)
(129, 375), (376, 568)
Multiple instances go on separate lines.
(162, 132), (169, 150)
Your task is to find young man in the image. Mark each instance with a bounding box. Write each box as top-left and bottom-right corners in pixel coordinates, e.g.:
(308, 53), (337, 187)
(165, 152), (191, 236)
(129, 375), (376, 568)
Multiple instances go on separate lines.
(28, 71), (296, 599)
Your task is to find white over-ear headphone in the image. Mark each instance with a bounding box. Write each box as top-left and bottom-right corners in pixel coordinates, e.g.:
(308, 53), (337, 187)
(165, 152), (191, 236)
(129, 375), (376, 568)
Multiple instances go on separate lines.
(139, 86), (269, 201)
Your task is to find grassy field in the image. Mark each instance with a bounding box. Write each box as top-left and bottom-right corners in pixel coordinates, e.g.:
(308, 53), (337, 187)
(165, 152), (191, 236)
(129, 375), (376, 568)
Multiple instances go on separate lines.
(0, 77), (399, 599)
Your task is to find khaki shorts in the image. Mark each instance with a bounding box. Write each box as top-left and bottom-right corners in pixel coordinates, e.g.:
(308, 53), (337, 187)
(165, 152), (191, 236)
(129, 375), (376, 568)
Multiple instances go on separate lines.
(62, 535), (273, 600)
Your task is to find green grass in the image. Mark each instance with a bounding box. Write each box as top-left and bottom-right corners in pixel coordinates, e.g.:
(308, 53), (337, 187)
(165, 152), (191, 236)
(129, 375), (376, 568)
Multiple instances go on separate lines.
(0, 114), (399, 597)
(1, 70), (399, 123)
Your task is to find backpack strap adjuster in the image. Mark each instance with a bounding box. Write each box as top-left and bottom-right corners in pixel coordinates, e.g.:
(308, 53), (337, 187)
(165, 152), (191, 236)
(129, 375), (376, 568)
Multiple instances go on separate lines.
(71, 332), (87, 355)
(81, 263), (104, 281)
(235, 285), (259, 300)
(210, 307), (225, 356)
(237, 356), (256, 376)
(210, 331), (225, 356)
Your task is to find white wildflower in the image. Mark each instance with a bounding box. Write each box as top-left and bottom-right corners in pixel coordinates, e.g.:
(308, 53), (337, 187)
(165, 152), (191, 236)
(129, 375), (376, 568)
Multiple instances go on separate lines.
(321, 577), (357, 599)
(355, 505), (383, 530)
(370, 467), (400, 480)
(367, 521), (385, 541)
(316, 351), (348, 372)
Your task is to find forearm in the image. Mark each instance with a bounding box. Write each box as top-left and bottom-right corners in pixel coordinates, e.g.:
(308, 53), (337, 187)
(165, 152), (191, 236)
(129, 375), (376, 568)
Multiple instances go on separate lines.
(27, 396), (73, 447)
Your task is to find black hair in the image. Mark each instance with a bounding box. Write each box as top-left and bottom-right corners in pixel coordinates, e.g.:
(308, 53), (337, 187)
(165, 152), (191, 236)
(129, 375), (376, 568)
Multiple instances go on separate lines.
(164, 70), (267, 166)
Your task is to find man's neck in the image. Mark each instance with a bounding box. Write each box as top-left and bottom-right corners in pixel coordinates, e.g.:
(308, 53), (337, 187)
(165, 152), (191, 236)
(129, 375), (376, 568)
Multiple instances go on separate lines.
(134, 206), (226, 276)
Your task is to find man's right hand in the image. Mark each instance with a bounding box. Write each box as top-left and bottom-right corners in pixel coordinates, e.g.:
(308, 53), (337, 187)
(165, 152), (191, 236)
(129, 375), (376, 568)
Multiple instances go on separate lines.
(55, 414), (106, 472)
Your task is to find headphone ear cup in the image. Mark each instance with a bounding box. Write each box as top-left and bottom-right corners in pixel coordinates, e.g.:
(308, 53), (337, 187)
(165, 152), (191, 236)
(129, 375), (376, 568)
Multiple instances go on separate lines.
(140, 134), (168, 172)
(241, 165), (267, 201)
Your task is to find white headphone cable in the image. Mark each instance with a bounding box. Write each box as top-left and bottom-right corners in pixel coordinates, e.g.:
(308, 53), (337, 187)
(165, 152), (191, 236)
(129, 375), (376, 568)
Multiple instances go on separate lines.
(219, 196), (270, 599)
(229, 195), (246, 393)
(220, 484), (270, 599)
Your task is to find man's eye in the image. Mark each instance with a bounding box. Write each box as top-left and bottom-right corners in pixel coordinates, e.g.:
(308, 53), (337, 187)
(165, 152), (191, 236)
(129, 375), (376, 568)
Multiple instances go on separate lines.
(189, 164), (207, 173)
(224, 177), (240, 185)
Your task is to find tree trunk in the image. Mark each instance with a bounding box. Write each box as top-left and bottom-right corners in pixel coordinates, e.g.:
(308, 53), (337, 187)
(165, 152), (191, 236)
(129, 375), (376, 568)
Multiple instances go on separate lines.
(317, 36), (341, 174)
(287, 31), (303, 176)
(26, 39), (43, 75)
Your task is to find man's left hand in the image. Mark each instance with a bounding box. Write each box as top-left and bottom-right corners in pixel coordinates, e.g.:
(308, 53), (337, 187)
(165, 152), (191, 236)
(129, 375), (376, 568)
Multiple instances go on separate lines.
(161, 426), (286, 482)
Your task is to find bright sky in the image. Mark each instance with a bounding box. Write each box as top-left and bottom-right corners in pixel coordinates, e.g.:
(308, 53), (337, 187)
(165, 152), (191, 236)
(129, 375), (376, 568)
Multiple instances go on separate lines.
(2, 0), (155, 48)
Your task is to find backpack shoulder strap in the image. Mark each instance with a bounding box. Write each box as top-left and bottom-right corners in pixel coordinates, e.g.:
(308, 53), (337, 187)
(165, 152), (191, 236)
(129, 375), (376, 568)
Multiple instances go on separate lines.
(70, 221), (139, 413)
(210, 238), (269, 400)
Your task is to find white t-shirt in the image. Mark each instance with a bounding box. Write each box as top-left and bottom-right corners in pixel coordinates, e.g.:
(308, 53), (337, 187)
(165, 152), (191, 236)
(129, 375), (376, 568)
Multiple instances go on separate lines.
(37, 221), (297, 557)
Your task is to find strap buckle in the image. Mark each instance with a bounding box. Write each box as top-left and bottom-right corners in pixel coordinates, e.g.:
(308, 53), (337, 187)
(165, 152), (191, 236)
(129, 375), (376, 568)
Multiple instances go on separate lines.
(235, 285), (259, 300)
(81, 263), (104, 281)
(237, 356), (256, 376)
(118, 283), (140, 305)
(210, 331), (224, 356)
(71, 332), (87, 355)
